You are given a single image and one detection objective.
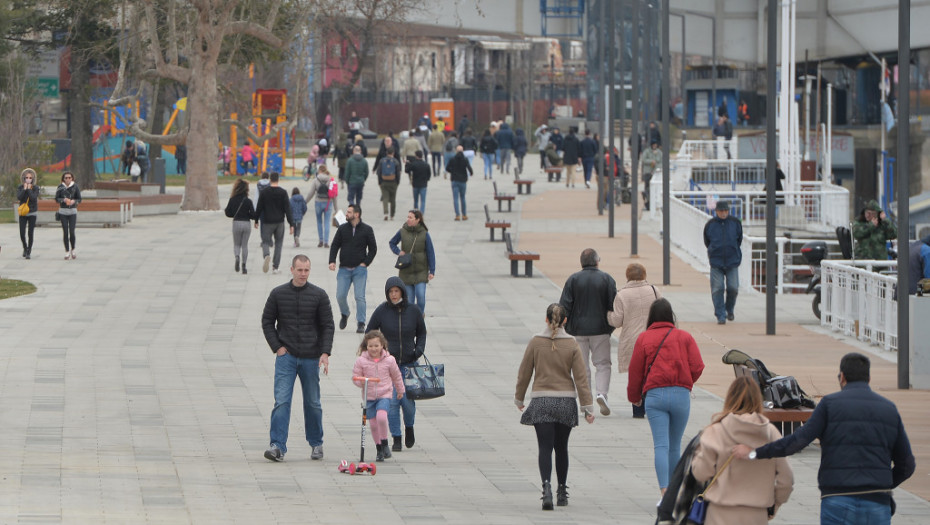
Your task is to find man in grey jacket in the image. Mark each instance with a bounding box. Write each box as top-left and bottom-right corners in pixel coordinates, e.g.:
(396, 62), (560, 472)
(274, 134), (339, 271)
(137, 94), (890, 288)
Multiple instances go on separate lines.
(559, 248), (618, 415)
(262, 255), (335, 462)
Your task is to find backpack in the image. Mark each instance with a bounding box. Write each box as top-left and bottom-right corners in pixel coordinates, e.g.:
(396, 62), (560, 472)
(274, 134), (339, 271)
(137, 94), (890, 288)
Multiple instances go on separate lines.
(316, 178), (330, 199)
(379, 157), (398, 181)
(444, 139), (454, 152)
(327, 178), (338, 199)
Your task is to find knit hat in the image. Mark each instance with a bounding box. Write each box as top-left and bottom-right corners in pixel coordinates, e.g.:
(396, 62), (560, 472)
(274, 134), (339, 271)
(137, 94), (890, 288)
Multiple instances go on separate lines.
(865, 199), (882, 212)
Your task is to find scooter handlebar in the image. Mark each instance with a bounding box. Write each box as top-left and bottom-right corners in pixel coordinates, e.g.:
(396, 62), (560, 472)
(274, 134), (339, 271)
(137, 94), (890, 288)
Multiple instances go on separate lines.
(353, 376), (381, 382)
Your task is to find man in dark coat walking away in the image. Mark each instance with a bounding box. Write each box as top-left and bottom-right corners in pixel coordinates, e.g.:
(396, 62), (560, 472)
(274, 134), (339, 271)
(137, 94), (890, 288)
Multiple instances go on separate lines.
(561, 127), (581, 188)
(262, 254), (335, 462)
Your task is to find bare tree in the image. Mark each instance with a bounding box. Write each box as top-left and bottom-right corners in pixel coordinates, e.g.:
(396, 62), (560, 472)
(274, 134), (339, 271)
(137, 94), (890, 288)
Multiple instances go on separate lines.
(108, 0), (305, 210)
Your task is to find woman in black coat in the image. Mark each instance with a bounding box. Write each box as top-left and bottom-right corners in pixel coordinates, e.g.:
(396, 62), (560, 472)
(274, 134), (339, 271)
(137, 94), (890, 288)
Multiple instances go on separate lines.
(366, 276), (427, 452)
(17, 168), (41, 259)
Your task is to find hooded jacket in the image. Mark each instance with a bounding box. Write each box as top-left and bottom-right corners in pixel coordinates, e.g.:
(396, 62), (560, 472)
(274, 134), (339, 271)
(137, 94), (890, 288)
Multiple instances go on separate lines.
(559, 266), (617, 336)
(365, 276), (427, 365)
(345, 153), (369, 186)
(627, 322), (704, 404)
(261, 280), (335, 358)
(445, 152), (472, 182)
(495, 123), (514, 150)
(17, 170), (41, 216)
(513, 129), (528, 157)
(703, 214), (743, 269)
(692, 413), (794, 520)
(514, 326), (595, 415)
(352, 348), (405, 400)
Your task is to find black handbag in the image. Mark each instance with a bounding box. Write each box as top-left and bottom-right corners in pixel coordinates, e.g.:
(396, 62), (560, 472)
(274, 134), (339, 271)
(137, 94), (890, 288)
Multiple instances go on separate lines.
(394, 232), (417, 269)
(402, 354), (445, 400)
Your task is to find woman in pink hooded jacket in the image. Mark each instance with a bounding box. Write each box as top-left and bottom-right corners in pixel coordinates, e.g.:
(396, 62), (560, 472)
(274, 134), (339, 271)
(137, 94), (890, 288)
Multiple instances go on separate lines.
(352, 330), (405, 462)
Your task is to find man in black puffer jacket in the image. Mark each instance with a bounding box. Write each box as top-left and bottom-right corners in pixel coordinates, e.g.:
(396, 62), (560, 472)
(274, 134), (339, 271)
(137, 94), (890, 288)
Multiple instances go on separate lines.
(366, 276), (427, 452)
(734, 353), (915, 523)
(261, 254), (335, 463)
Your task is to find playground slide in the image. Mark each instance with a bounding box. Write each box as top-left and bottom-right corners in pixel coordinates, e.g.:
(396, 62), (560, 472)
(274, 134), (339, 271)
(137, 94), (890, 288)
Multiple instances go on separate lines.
(45, 125), (112, 172)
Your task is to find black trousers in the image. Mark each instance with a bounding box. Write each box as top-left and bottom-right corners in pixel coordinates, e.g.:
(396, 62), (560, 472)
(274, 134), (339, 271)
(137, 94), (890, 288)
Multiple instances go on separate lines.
(534, 422), (572, 485)
(60, 214), (77, 251)
(19, 215), (36, 251)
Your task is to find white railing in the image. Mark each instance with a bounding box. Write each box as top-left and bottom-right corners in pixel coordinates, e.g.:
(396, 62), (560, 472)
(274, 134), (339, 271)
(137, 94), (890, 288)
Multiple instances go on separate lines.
(669, 194), (712, 270)
(821, 260), (898, 351)
(678, 139), (739, 160)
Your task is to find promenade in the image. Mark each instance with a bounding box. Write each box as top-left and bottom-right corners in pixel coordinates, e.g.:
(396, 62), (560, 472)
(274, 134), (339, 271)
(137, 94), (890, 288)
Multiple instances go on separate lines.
(0, 157), (926, 524)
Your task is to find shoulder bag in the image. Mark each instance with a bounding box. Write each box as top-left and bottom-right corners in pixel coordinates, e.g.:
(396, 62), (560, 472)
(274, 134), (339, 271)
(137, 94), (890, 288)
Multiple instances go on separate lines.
(18, 201), (30, 216)
(402, 353), (445, 400)
(395, 233), (417, 269)
(640, 327), (674, 403)
(687, 454), (735, 524)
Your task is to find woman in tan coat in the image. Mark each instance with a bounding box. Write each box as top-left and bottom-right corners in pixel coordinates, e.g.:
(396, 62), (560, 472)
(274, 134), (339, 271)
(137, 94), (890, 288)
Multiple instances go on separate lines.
(607, 263), (661, 418)
(515, 304), (595, 510)
(691, 376), (794, 524)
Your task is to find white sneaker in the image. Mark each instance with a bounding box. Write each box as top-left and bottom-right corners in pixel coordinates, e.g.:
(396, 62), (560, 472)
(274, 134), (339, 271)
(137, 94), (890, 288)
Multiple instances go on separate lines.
(263, 255), (271, 273)
(64, 252), (71, 260)
(597, 394), (611, 416)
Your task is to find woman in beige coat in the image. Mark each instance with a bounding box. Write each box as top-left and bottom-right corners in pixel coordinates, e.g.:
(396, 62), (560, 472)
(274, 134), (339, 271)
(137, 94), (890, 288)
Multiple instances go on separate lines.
(691, 376), (794, 524)
(607, 263), (661, 418)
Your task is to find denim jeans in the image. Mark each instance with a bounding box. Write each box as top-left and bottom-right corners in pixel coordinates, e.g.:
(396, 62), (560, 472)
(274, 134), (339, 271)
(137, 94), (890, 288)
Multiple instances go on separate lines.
(499, 148), (512, 172)
(314, 201), (332, 243)
(261, 221), (286, 270)
(336, 266), (368, 324)
(347, 184), (364, 206)
(710, 265), (739, 322)
(482, 152), (494, 178)
(582, 157), (595, 182)
(820, 495), (891, 525)
(451, 181), (467, 216)
(412, 186), (427, 213)
(405, 282), (427, 313)
(269, 352), (323, 453)
(464, 150), (475, 167)
(644, 386), (691, 489)
(389, 364), (416, 436)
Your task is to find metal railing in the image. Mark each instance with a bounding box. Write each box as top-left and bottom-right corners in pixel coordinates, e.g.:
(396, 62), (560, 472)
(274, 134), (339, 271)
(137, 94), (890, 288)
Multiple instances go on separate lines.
(821, 260), (898, 351)
(678, 139), (739, 160)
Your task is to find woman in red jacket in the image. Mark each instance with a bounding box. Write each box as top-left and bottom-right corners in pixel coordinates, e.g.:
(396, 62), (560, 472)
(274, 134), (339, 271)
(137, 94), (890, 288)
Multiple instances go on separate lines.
(627, 298), (705, 495)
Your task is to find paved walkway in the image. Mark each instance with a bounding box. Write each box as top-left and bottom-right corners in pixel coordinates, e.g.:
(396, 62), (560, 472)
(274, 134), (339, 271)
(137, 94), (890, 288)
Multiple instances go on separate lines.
(0, 157), (926, 524)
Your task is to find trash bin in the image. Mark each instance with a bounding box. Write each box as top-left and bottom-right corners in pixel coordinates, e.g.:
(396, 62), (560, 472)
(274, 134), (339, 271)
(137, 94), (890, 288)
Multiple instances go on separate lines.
(151, 157), (166, 194)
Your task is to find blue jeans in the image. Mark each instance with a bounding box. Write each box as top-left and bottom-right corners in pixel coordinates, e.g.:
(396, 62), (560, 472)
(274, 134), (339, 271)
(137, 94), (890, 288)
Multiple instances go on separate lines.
(582, 157), (595, 182)
(820, 495), (891, 525)
(405, 282), (427, 313)
(366, 397), (391, 417)
(710, 265), (739, 321)
(645, 386), (691, 489)
(499, 148), (512, 172)
(412, 186), (427, 213)
(336, 266), (368, 324)
(389, 364), (416, 437)
(269, 353), (323, 452)
(347, 184), (364, 206)
(314, 201), (332, 243)
(451, 181), (467, 217)
(482, 153), (494, 178)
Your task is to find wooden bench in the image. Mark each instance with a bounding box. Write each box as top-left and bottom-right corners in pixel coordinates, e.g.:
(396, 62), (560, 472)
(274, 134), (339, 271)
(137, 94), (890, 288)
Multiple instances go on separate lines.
(493, 181), (514, 212)
(36, 199), (133, 227)
(503, 232), (540, 277)
(545, 166), (563, 182)
(484, 204), (510, 242)
(514, 178), (534, 194)
(763, 408), (814, 436)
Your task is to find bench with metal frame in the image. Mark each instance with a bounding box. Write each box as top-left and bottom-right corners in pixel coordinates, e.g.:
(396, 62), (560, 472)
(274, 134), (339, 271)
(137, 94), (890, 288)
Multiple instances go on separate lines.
(493, 181), (514, 212)
(484, 204), (510, 242)
(504, 232), (540, 277)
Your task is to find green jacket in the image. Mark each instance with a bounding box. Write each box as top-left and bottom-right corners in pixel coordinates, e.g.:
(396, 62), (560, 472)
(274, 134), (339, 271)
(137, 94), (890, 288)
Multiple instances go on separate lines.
(397, 223), (430, 285)
(852, 218), (897, 260)
(641, 148), (662, 174)
(345, 154), (369, 186)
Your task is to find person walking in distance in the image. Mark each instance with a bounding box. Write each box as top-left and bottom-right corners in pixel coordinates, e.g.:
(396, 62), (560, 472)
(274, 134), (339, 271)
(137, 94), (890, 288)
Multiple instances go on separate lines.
(254, 172), (294, 274)
(559, 249), (618, 416)
(428, 123), (445, 176)
(405, 150), (431, 213)
(329, 204), (378, 334)
(375, 148), (401, 221)
(445, 145), (473, 221)
(640, 141), (662, 211)
(262, 255), (335, 462)
(732, 353), (915, 525)
(352, 330), (405, 462)
(513, 128), (528, 176)
(289, 187), (307, 248)
(307, 164), (337, 248)
(534, 124), (551, 170)
(224, 178), (256, 274)
(578, 129), (598, 189)
(55, 171), (82, 260)
(17, 168), (40, 259)
(479, 129), (498, 180)
(345, 145), (369, 206)
(561, 127), (580, 188)
(495, 121), (515, 174)
(515, 303), (595, 510)
(703, 201), (742, 324)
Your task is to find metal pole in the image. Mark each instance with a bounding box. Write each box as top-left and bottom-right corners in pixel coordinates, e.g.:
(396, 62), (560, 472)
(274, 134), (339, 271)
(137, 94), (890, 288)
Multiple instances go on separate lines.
(897, 0), (911, 389)
(598, 0), (607, 217)
(631, 0), (640, 256)
(765, 0), (777, 336)
(663, 0), (671, 285)
(711, 16), (717, 121)
(681, 16), (686, 116)
(608, 0), (617, 237)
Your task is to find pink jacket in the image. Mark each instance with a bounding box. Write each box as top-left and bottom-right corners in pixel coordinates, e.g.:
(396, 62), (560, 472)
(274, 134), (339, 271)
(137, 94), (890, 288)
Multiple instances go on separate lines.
(352, 349), (405, 400)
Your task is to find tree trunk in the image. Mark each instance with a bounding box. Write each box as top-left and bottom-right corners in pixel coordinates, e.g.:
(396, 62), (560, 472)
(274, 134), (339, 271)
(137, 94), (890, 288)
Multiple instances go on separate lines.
(69, 58), (95, 189)
(148, 82), (167, 161)
(181, 51), (220, 210)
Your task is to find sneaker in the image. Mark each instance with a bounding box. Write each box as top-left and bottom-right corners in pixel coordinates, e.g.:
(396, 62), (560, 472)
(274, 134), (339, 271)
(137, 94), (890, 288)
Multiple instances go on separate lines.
(234, 257), (240, 272)
(727, 312), (735, 321)
(65, 252), (71, 260)
(339, 314), (349, 330)
(264, 444), (284, 462)
(324, 243), (329, 248)
(356, 322), (365, 334)
(597, 394), (611, 416)
(585, 181), (591, 188)
(310, 445), (324, 460)
(272, 267), (280, 274)
(70, 250), (76, 259)
(295, 238), (300, 248)
(318, 241), (324, 248)
(263, 255), (271, 273)
(384, 215), (389, 221)
(242, 266), (248, 275)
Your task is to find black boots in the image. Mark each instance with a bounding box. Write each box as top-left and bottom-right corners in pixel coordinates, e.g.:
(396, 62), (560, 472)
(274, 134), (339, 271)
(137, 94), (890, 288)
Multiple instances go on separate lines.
(392, 436), (402, 452)
(380, 439), (391, 459)
(375, 443), (384, 462)
(541, 481), (553, 510)
(235, 256), (240, 272)
(405, 426), (415, 448)
(556, 484), (568, 506)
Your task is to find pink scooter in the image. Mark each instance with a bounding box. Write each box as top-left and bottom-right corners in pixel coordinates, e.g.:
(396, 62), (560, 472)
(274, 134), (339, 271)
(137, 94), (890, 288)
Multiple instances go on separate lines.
(338, 376), (379, 476)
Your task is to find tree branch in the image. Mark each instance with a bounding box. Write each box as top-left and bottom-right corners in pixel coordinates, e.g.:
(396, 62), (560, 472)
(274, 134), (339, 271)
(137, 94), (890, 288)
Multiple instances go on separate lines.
(88, 101), (189, 146)
(227, 21), (285, 49)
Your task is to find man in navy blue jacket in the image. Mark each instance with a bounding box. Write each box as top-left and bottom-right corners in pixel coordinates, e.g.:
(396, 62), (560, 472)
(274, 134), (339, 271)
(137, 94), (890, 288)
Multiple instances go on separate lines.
(703, 200), (742, 324)
(733, 353), (915, 525)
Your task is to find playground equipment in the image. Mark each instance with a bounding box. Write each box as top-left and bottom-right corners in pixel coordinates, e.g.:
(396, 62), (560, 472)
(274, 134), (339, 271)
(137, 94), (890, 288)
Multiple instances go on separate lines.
(222, 88), (297, 176)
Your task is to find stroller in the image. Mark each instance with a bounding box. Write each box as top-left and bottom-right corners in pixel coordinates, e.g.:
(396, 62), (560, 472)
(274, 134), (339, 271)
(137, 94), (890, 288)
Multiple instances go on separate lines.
(722, 349), (816, 410)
